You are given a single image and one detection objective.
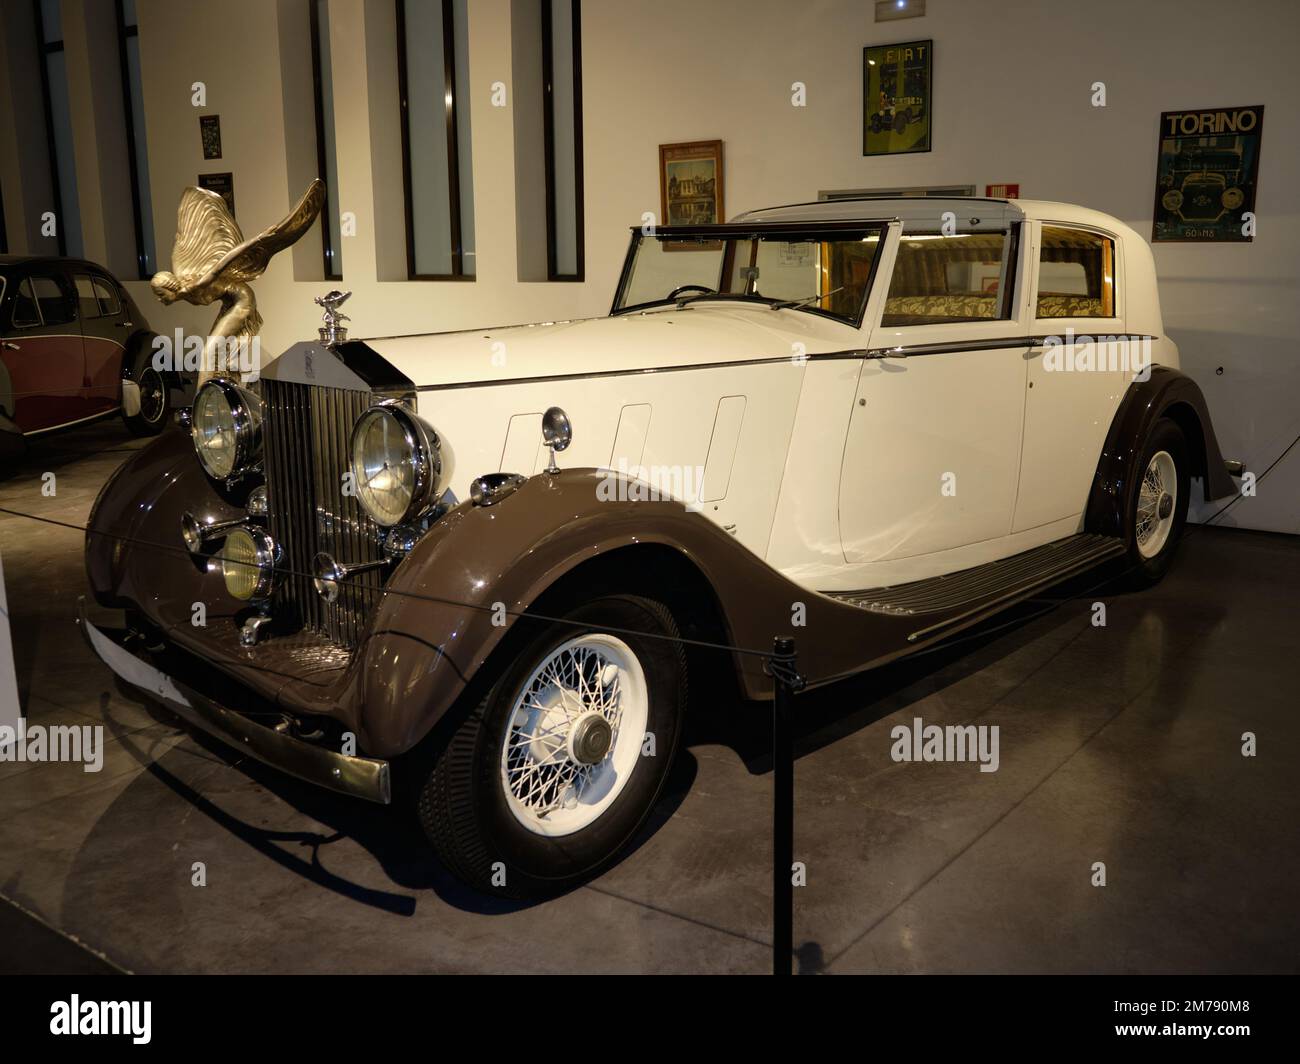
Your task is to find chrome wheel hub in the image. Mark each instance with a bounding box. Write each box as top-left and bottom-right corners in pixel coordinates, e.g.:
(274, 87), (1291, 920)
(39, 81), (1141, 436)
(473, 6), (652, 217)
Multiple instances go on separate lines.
(568, 711), (613, 765)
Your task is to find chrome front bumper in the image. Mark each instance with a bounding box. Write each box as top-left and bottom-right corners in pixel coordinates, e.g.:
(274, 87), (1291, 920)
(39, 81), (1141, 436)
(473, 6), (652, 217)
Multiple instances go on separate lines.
(77, 600), (391, 804)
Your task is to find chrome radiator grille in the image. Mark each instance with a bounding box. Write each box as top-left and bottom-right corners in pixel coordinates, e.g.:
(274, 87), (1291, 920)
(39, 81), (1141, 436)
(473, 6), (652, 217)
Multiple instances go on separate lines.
(261, 379), (384, 648)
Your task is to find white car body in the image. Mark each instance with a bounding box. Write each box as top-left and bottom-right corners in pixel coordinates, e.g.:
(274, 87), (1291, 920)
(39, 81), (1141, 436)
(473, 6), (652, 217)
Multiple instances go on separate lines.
(360, 197), (1173, 591)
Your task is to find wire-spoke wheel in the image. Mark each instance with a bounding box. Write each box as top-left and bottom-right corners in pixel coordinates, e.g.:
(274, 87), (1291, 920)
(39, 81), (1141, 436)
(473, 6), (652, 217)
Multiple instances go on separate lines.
(500, 633), (648, 837)
(415, 594), (686, 898)
(123, 353), (171, 436)
(1126, 418), (1189, 585)
(1135, 449), (1177, 559)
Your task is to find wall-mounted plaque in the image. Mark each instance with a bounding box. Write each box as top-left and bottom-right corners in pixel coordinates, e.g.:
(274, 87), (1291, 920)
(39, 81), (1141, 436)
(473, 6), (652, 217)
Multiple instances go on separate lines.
(199, 114), (223, 160)
(198, 172), (235, 216)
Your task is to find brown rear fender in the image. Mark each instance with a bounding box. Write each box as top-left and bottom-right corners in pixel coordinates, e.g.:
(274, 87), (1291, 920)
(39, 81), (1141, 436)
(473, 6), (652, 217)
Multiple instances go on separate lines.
(1085, 366), (1236, 539)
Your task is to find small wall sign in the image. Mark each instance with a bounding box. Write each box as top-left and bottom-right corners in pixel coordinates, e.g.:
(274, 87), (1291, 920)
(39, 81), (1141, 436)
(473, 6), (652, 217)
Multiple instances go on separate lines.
(198, 172), (235, 215)
(199, 114), (223, 160)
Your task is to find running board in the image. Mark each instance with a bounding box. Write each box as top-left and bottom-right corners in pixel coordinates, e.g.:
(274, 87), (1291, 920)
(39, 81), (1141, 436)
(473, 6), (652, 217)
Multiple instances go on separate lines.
(823, 534), (1125, 642)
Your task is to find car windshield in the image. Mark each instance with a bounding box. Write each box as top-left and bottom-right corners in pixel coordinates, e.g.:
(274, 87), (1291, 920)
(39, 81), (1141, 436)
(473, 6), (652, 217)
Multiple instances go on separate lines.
(612, 225), (885, 326)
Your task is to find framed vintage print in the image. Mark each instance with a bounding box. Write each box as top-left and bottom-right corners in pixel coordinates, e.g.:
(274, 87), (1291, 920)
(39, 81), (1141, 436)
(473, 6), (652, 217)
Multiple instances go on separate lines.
(199, 114), (223, 160)
(659, 141), (724, 228)
(862, 39), (932, 156)
(1151, 105), (1263, 242)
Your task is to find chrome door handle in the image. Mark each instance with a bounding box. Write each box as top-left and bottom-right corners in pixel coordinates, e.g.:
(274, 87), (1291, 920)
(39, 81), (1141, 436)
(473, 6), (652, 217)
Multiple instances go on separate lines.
(116, 321), (134, 328)
(1, 341), (19, 351)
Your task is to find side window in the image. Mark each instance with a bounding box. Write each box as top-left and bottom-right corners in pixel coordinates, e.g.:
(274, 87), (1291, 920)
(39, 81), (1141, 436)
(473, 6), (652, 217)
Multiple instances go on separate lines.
(92, 276), (122, 316)
(11, 278), (41, 328)
(75, 274), (102, 319)
(882, 229), (1016, 326)
(31, 275), (77, 326)
(1036, 227), (1114, 319)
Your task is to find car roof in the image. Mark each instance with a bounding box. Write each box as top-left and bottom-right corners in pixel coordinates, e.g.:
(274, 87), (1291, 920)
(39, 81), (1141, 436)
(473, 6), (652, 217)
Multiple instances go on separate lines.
(730, 197), (1132, 237)
(0, 254), (117, 273)
(731, 196), (1023, 230)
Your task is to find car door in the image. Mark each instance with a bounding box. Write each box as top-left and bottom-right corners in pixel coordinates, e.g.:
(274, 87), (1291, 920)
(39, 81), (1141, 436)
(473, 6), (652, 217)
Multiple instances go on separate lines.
(74, 270), (129, 414)
(2, 270), (86, 433)
(1013, 223), (1131, 533)
(838, 221), (1030, 565)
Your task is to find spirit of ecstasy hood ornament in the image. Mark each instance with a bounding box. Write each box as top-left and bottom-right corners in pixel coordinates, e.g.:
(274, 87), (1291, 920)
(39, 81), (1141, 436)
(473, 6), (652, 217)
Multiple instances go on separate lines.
(315, 289), (351, 346)
(151, 179), (326, 384)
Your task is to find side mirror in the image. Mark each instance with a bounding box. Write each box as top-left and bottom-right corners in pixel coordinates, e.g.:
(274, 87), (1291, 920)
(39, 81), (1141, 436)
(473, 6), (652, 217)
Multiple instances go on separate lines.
(541, 406), (572, 474)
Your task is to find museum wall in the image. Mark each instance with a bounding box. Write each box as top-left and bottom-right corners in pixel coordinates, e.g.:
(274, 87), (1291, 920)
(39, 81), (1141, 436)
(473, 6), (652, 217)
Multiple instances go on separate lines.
(1, 0), (1295, 533)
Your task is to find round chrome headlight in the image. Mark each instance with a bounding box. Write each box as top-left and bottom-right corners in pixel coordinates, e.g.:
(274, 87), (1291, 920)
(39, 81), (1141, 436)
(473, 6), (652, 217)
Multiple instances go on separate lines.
(192, 377), (262, 481)
(349, 403), (442, 527)
(218, 526), (276, 601)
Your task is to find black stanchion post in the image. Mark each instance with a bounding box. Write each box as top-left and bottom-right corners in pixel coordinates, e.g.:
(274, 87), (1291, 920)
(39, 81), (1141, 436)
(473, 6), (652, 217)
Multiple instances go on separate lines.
(769, 635), (802, 975)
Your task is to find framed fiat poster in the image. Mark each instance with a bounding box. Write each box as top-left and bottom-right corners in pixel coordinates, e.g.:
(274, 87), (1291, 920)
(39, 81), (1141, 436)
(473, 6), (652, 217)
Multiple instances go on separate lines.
(862, 39), (932, 156)
(1152, 105), (1264, 242)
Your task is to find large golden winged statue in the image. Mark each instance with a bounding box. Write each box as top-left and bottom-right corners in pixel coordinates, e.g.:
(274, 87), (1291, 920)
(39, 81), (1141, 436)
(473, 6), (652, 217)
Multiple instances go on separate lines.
(151, 179), (326, 382)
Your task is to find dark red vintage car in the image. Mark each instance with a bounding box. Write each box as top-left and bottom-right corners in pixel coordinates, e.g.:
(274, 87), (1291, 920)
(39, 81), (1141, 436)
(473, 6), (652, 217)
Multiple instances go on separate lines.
(0, 255), (188, 460)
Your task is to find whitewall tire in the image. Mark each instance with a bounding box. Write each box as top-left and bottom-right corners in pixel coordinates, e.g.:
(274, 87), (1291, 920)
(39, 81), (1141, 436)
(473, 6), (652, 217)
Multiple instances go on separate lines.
(416, 594), (686, 898)
(1127, 419), (1189, 584)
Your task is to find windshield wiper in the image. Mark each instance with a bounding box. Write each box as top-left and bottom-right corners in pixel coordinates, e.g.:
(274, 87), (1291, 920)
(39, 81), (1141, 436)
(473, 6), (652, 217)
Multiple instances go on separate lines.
(769, 286), (845, 312)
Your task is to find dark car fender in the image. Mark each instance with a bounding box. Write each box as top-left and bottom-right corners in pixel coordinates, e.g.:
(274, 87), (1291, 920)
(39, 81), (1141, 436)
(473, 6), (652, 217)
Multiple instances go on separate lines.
(337, 469), (871, 756)
(85, 445), (933, 760)
(1085, 365), (1236, 538)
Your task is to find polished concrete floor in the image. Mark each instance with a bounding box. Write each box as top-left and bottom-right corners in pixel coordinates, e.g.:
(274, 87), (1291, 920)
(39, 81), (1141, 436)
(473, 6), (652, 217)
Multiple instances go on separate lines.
(1, 419), (1296, 974)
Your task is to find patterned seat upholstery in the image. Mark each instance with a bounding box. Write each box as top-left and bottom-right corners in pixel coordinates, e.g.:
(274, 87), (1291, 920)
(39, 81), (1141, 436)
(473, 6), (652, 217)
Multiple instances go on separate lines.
(1035, 293), (1106, 318)
(882, 293), (1000, 322)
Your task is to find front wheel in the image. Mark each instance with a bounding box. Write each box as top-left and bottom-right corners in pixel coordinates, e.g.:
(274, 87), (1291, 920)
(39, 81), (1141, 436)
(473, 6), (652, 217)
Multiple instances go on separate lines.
(1126, 418), (1189, 585)
(416, 594), (686, 898)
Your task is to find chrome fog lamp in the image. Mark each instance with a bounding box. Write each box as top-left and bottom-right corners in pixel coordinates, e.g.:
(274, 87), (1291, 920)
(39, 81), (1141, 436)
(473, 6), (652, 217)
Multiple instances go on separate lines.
(192, 377), (262, 481)
(218, 526), (277, 601)
(247, 484), (269, 517)
(349, 403), (442, 527)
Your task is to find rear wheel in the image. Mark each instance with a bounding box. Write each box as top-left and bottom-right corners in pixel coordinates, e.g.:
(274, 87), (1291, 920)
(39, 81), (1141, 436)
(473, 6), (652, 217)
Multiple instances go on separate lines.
(416, 594), (686, 898)
(1126, 418), (1189, 585)
(122, 353), (170, 436)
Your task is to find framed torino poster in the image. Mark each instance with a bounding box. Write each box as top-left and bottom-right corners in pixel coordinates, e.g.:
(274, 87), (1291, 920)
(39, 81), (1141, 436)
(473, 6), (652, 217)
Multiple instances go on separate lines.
(1152, 105), (1264, 242)
(862, 39), (932, 156)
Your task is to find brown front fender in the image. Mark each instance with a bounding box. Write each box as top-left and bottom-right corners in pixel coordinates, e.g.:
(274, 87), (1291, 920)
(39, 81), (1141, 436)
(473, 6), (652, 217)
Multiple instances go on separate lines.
(340, 470), (878, 756)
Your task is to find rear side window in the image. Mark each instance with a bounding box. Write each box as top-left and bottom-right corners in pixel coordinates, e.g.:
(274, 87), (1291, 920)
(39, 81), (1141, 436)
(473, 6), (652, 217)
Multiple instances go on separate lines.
(881, 230), (1017, 326)
(31, 275), (76, 325)
(1036, 227), (1115, 319)
(75, 274), (102, 318)
(92, 276), (122, 316)
(11, 278), (41, 327)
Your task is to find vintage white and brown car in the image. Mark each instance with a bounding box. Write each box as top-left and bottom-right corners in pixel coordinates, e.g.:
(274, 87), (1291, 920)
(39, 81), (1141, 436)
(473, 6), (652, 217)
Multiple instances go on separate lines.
(82, 197), (1238, 896)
